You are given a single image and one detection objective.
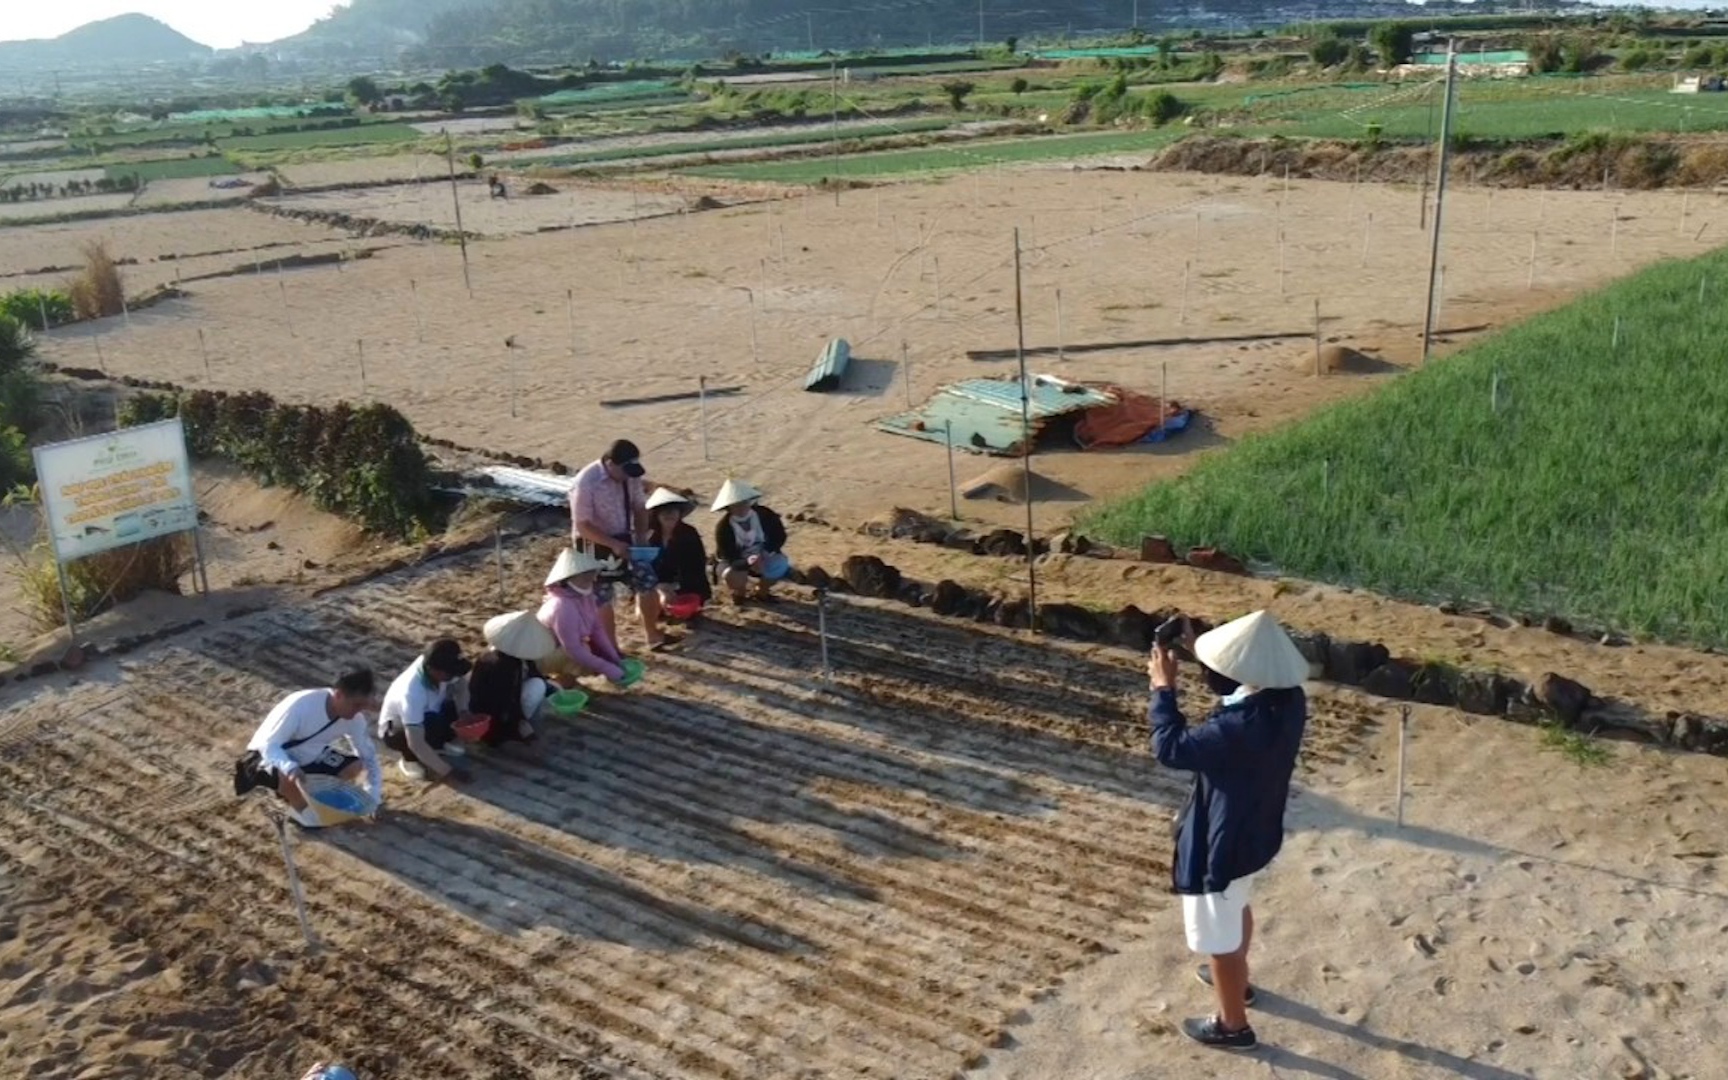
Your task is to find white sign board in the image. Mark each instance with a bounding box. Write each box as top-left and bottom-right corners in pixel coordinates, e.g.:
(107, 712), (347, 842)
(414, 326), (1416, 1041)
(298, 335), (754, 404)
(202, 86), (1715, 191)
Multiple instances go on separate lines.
(32, 419), (198, 563)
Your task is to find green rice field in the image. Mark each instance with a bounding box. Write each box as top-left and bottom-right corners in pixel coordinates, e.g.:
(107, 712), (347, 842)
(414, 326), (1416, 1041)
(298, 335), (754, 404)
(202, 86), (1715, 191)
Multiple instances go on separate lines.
(108, 156), (241, 182)
(684, 127), (1186, 182)
(1084, 247), (1728, 647)
(217, 122), (424, 152)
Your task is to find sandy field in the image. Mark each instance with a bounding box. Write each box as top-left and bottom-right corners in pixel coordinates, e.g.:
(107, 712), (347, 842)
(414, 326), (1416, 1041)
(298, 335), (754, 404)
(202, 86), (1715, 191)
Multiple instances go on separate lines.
(0, 192), (135, 222)
(133, 175), (271, 209)
(0, 207), (354, 278)
(1, 526), (1725, 1079)
(276, 155), (466, 190)
(35, 168), (1719, 532)
(260, 180), (703, 236)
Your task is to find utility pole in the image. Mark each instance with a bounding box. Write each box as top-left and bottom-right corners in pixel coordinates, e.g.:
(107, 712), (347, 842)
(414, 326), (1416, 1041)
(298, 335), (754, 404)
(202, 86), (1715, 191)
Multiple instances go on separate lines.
(1420, 39), (1458, 365)
(442, 130), (473, 298)
(831, 59), (840, 171)
(1012, 228), (1038, 630)
(1133, 0), (1140, 30)
(806, 12), (815, 52)
(978, 0), (985, 48)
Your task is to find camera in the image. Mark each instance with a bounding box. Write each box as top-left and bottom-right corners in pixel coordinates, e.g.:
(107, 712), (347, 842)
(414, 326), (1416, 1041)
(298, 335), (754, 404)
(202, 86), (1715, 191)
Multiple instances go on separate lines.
(1154, 615), (1190, 648)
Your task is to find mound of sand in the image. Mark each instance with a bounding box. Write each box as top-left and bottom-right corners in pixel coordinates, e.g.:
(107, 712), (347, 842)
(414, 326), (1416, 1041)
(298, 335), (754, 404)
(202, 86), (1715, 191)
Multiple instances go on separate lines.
(523, 182), (558, 196)
(1301, 343), (1390, 375)
(961, 465), (1078, 505)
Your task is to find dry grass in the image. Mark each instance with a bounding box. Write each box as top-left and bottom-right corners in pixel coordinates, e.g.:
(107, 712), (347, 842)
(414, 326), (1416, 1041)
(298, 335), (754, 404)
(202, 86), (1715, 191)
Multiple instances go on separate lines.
(65, 241), (124, 321)
(14, 533), (192, 630)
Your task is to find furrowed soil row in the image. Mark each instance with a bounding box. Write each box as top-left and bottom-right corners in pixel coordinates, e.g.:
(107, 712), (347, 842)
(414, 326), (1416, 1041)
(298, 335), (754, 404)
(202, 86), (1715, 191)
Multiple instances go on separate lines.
(3, 552), (1237, 1078)
(476, 730), (1073, 1018)
(0, 785), (540, 1079)
(574, 695), (1156, 942)
(0, 741), (712, 1079)
(372, 806), (943, 1074)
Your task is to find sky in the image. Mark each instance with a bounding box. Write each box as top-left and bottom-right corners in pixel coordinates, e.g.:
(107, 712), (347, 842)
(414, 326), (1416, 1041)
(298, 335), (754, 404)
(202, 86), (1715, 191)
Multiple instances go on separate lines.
(0, 0), (1722, 47)
(0, 1), (348, 48)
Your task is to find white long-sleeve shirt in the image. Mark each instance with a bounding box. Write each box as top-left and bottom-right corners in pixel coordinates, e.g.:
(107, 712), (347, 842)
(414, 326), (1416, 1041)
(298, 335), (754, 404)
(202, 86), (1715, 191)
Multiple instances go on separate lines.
(247, 688), (383, 802)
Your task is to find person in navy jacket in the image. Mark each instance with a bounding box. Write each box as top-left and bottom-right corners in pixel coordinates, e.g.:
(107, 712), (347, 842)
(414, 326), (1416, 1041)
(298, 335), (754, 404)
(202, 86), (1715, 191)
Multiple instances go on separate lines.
(1149, 610), (1309, 1051)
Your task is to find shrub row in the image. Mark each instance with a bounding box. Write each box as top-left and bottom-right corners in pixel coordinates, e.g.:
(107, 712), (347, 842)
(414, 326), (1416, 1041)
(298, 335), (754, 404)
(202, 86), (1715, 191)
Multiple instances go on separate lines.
(118, 389), (439, 539)
(808, 553), (1728, 759)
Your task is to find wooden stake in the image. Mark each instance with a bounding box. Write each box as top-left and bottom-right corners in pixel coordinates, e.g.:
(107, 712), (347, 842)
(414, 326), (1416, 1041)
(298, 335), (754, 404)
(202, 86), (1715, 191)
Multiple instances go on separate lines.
(945, 419), (958, 520)
(37, 293), (49, 332)
(1313, 298), (1322, 373)
(410, 279), (424, 342)
(198, 328), (210, 382)
(1527, 232), (1538, 290)
(278, 280), (293, 337)
(1395, 706), (1410, 828)
(1278, 230), (1287, 297)
(1159, 362), (1168, 437)
(699, 376), (710, 461)
(357, 339), (367, 398)
(1360, 211), (1373, 268)
(566, 288), (576, 356)
(1180, 259), (1191, 325)
(1055, 288), (1065, 362)
(1612, 315), (1621, 351)
(273, 815), (320, 953)
(1680, 191), (1690, 237)
(932, 256), (941, 318)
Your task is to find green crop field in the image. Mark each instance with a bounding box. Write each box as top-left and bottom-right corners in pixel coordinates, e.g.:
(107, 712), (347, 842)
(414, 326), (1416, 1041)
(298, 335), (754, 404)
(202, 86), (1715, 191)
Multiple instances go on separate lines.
(535, 116), (958, 168)
(108, 156), (241, 181)
(217, 123), (425, 152)
(1084, 247), (1728, 647)
(685, 127), (1186, 182)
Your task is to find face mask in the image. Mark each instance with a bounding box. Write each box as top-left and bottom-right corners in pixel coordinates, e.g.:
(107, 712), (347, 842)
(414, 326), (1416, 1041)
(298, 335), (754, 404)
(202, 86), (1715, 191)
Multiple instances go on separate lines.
(569, 583), (593, 596)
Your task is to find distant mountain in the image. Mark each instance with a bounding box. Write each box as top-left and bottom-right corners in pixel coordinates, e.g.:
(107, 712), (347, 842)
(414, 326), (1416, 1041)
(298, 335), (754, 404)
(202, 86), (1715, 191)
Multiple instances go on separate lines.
(0, 14), (212, 71)
(271, 0), (1550, 68)
(275, 0), (477, 60)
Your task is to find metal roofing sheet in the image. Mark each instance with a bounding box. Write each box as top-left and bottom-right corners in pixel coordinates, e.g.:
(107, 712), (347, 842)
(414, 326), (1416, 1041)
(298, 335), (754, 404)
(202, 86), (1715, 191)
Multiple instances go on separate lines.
(805, 338), (853, 393)
(874, 375), (1117, 457)
(471, 466), (575, 507)
(945, 374), (1115, 418)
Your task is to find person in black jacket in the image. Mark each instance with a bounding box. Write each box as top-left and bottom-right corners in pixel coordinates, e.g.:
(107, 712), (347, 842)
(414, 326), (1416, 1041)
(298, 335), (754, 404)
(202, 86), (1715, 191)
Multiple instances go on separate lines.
(709, 478), (790, 603)
(468, 610), (559, 745)
(645, 487), (712, 615)
(1149, 610), (1309, 1052)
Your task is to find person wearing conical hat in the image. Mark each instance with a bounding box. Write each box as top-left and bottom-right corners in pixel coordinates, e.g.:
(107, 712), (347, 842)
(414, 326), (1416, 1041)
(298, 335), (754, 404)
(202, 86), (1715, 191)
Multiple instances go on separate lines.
(646, 487), (712, 618)
(536, 547), (630, 684)
(710, 478), (791, 604)
(1148, 610), (1309, 1052)
(468, 610), (559, 745)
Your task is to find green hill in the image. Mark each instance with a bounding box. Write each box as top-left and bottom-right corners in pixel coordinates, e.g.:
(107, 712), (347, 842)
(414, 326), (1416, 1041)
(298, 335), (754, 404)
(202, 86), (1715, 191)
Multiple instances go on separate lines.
(1085, 248), (1728, 646)
(0, 14), (211, 70)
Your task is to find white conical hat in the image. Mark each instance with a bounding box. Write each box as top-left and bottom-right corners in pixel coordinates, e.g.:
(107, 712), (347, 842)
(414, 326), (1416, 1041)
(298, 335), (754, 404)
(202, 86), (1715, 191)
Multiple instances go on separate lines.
(544, 546), (609, 586)
(710, 478), (762, 512)
(646, 487), (696, 511)
(483, 609), (557, 661)
(1193, 610), (1309, 691)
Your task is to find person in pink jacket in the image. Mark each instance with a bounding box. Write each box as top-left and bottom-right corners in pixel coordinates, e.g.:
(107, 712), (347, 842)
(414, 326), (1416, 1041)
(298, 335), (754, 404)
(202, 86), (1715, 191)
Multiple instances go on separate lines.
(537, 547), (628, 683)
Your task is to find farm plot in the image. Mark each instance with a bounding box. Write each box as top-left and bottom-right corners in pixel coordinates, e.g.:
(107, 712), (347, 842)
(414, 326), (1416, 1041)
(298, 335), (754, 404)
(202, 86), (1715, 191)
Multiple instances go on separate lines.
(259, 178), (692, 235)
(0, 207), (357, 280)
(0, 536), (1377, 1078)
(219, 123), (425, 153)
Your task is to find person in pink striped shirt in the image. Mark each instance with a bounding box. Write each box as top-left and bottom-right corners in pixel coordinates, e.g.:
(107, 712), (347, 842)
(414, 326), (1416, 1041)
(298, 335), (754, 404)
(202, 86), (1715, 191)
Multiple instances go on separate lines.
(568, 438), (673, 651)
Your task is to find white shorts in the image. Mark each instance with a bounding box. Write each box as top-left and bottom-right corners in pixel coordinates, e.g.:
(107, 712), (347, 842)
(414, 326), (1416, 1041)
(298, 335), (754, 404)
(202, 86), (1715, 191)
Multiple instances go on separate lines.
(1182, 873), (1256, 955)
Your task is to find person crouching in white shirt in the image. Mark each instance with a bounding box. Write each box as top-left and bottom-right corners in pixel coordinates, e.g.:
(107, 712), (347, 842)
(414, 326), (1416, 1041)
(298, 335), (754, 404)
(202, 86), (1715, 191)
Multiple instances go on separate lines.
(378, 638), (475, 785)
(236, 669), (383, 825)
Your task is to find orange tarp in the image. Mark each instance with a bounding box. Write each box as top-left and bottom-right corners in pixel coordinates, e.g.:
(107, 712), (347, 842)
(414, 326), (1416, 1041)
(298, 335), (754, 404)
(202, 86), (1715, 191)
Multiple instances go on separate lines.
(1074, 387), (1186, 450)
